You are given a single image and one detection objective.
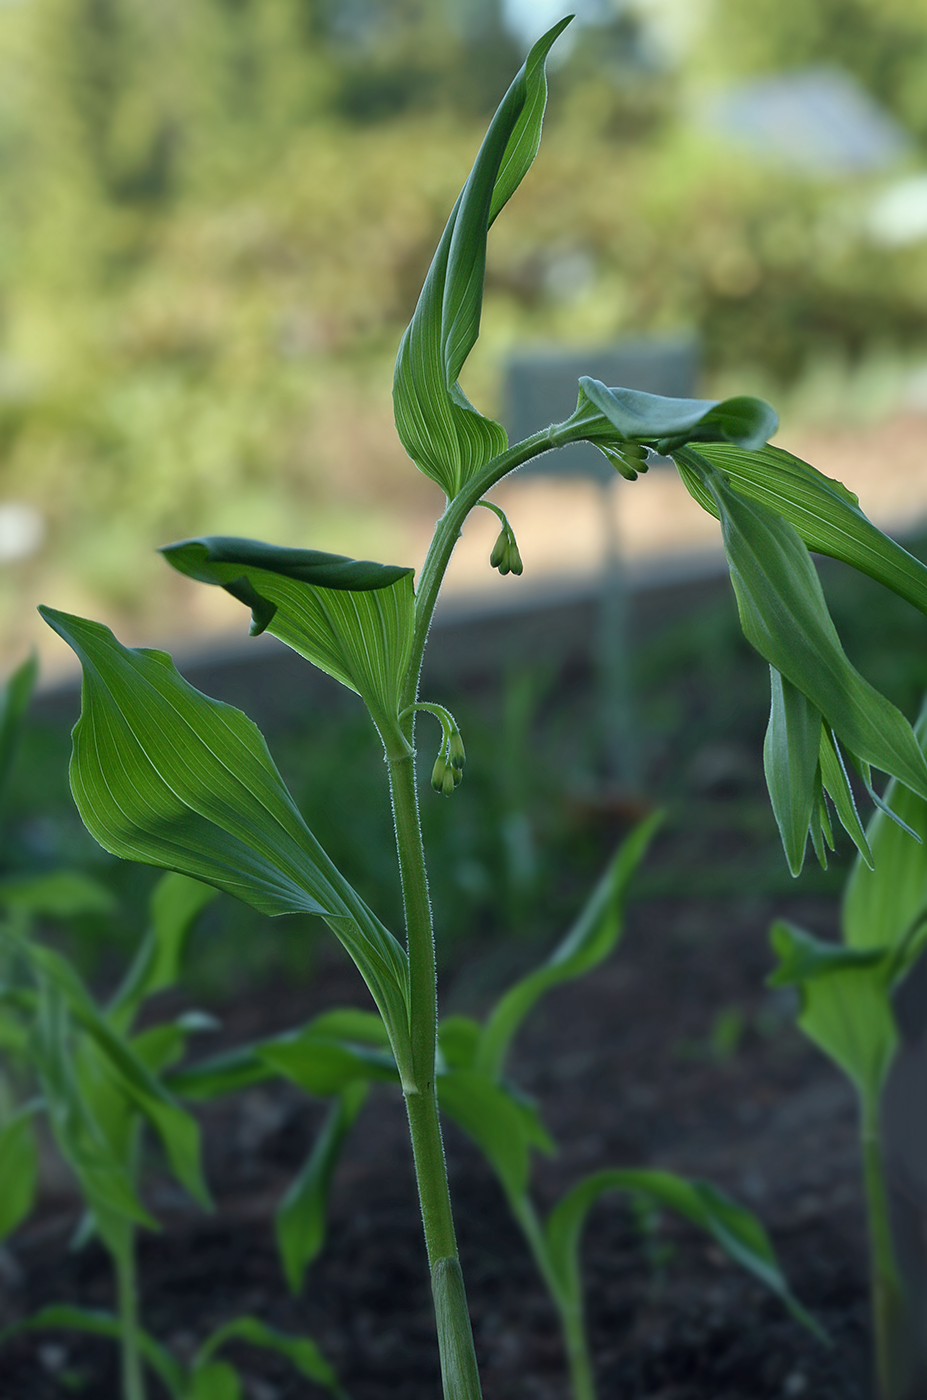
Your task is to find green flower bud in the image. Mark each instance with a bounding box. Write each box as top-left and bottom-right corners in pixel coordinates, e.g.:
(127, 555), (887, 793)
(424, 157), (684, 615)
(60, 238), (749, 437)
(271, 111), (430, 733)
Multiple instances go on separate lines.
(441, 764), (457, 797)
(431, 754), (448, 792)
(490, 530), (508, 570)
(448, 729), (466, 771)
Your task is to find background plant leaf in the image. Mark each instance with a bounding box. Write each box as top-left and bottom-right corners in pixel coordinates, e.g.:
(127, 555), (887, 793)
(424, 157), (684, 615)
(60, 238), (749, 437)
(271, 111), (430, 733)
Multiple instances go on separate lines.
(0, 1106), (38, 1243)
(545, 1168), (823, 1339)
(276, 1081), (368, 1296)
(476, 814), (660, 1081)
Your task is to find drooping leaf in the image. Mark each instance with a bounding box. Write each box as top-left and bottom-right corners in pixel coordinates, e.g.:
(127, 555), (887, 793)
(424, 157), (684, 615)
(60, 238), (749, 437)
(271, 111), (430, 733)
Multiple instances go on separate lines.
(161, 538), (415, 730)
(769, 921), (897, 1107)
(39, 608), (412, 1082)
(545, 1168), (823, 1339)
(0, 1305), (185, 1396)
(0, 1106), (38, 1242)
(763, 670), (821, 878)
(393, 20), (571, 497)
(476, 814), (660, 1080)
(276, 1081), (368, 1296)
(0, 653), (37, 811)
(818, 727), (872, 868)
(572, 379), (778, 454)
(195, 1316), (345, 1397)
(687, 441), (927, 618)
(843, 701), (927, 970)
(676, 459), (927, 808)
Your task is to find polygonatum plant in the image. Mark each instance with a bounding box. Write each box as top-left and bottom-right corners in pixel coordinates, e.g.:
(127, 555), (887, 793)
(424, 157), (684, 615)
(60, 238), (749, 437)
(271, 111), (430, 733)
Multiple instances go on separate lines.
(38, 17), (927, 1398)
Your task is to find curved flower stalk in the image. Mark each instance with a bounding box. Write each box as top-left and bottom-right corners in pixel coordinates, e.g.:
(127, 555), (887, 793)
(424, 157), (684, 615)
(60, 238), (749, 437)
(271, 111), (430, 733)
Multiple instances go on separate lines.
(38, 16), (927, 1399)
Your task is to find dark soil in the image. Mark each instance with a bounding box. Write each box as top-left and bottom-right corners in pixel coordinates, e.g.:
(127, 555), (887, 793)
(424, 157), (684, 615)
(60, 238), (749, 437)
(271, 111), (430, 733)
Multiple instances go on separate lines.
(0, 808), (872, 1400)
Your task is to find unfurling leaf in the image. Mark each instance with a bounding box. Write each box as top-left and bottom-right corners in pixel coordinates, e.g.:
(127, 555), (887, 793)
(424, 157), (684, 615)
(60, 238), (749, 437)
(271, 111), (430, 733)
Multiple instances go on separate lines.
(570, 380), (778, 455)
(161, 537), (415, 732)
(393, 20), (571, 498)
(39, 608), (412, 1083)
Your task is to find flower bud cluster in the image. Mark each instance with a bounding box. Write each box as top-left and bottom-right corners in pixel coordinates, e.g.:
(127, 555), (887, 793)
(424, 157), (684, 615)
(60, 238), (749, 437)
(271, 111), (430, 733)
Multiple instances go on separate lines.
(489, 525), (523, 576)
(431, 722), (466, 796)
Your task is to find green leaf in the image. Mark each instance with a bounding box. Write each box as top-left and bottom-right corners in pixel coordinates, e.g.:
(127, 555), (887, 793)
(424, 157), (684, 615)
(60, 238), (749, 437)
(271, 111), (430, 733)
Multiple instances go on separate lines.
(0, 653), (37, 811)
(769, 921), (897, 1107)
(677, 458), (927, 809)
(688, 441), (927, 618)
(0, 1106), (38, 1242)
(763, 669), (821, 877)
(438, 1069), (536, 1201)
(476, 814), (660, 1080)
(276, 1081), (368, 1296)
(0, 870), (115, 919)
(39, 608), (412, 1082)
(818, 727), (872, 867)
(258, 1029), (397, 1095)
(186, 1362), (241, 1400)
(574, 380), (778, 453)
(109, 874), (218, 1031)
(393, 19), (570, 497)
(31, 978), (156, 1235)
(438, 1014), (482, 1070)
(545, 1168), (823, 1339)
(0, 1305), (186, 1396)
(26, 942), (210, 1208)
(843, 701), (927, 970)
(195, 1316), (344, 1397)
(161, 538), (415, 730)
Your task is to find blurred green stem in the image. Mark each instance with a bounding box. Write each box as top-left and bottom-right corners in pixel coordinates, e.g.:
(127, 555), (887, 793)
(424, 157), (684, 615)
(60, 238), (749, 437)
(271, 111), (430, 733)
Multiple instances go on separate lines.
(510, 1195), (596, 1400)
(115, 1239), (146, 1400)
(861, 1099), (906, 1400)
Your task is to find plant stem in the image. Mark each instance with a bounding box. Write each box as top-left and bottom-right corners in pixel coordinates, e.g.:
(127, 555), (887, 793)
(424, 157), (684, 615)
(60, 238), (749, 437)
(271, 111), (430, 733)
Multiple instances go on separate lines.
(511, 1195), (597, 1400)
(115, 1240), (146, 1400)
(387, 747), (482, 1398)
(861, 1099), (907, 1400)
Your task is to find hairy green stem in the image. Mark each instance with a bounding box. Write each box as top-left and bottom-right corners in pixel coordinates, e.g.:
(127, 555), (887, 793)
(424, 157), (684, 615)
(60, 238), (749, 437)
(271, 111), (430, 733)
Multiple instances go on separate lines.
(115, 1241), (146, 1400)
(387, 748), (482, 1398)
(861, 1101), (906, 1400)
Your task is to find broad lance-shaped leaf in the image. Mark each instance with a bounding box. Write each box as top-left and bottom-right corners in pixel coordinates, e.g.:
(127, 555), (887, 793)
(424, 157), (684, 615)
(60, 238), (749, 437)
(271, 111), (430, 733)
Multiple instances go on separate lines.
(769, 920), (898, 1108)
(564, 379), (777, 465)
(764, 669), (821, 878)
(544, 1168), (824, 1339)
(676, 460), (927, 809)
(161, 538), (415, 733)
(393, 19), (570, 497)
(683, 441), (927, 619)
(39, 608), (412, 1082)
(842, 701), (927, 977)
(476, 813), (660, 1080)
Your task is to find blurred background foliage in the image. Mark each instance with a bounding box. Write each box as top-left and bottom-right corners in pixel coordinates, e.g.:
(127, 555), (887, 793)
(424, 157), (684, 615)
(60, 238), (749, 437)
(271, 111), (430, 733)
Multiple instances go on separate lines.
(0, 0), (926, 657)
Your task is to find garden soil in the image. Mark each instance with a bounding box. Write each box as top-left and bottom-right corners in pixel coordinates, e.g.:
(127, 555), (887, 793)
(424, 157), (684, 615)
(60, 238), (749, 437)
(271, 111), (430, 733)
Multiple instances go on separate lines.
(1, 817), (873, 1400)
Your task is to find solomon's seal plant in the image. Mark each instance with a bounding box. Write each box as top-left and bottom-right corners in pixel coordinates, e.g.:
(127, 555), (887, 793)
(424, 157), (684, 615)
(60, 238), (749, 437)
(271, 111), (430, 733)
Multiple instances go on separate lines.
(38, 17), (927, 1398)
